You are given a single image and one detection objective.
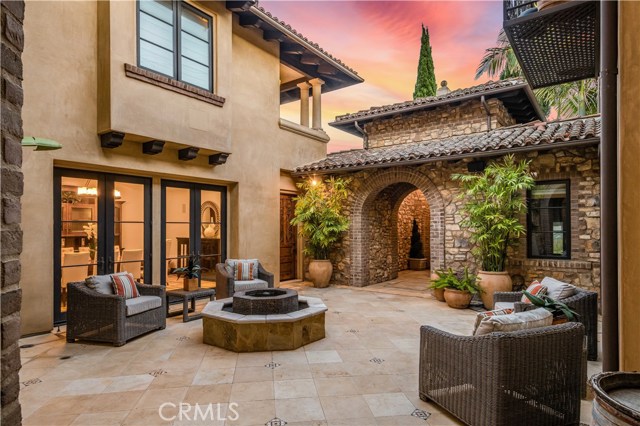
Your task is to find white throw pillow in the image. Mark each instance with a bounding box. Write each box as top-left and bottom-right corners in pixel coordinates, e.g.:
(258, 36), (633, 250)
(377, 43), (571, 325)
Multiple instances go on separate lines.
(541, 277), (576, 300)
(475, 308), (553, 336)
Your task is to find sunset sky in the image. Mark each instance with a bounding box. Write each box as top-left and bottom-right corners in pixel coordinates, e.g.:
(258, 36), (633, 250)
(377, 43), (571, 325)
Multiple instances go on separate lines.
(261, 0), (503, 152)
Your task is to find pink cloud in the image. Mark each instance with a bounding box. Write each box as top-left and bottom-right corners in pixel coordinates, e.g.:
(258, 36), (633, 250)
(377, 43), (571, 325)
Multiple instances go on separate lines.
(263, 1), (503, 152)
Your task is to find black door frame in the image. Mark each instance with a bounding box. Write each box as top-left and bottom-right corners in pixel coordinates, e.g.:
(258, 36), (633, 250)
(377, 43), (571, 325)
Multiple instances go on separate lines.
(53, 168), (152, 324)
(160, 180), (227, 287)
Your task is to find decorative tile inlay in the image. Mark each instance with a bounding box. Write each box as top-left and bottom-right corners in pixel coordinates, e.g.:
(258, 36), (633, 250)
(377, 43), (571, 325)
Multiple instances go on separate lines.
(265, 362), (281, 369)
(411, 408), (431, 420)
(369, 357), (385, 364)
(266, 418), (287, 426)
(21, 378), (42, 387)
(148, 369), (167, 377)
(346, 329), (359, 334)
(176, 336), (190, 342)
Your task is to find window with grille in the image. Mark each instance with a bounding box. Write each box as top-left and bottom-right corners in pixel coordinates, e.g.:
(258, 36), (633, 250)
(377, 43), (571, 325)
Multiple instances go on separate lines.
(138, 0), (213, 91)
(527, 180), (571, 259)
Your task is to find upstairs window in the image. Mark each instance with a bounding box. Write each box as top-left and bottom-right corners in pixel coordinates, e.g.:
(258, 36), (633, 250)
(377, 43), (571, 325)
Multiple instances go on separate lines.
(138, 0), (213, 91)
(527, 180), (571, 259)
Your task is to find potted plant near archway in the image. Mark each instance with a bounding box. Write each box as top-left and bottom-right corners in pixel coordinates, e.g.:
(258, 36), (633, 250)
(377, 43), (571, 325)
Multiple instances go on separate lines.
(453, 155), (534, 309)
(291, 177), (350, 288)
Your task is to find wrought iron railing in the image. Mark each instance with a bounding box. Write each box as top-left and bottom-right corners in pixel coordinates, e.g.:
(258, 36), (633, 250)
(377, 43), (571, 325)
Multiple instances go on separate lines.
(504, 0), (538, 21)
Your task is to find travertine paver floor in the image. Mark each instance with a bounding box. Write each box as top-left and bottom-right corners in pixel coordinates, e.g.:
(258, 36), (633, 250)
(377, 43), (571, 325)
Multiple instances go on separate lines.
(18, 281), (600, 426)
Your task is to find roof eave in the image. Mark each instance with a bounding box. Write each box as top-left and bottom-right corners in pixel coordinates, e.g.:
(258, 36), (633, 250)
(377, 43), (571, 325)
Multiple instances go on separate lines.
(328, 82), (541, 135)
(292, 137), (600, 176)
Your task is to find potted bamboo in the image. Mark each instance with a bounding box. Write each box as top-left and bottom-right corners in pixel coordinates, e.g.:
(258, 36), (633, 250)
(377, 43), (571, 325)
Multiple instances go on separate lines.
(173, 256), (201, 291)
(291, 177), (350, 288)
(453, 155), (534, 309)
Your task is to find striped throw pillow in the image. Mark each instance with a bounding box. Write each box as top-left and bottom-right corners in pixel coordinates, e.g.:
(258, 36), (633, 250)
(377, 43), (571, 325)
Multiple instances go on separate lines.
(111, 272), (139, 299)
(234, 260), (255, 281)
(521, 281), (547, 303)
(473, 308), (514, 335)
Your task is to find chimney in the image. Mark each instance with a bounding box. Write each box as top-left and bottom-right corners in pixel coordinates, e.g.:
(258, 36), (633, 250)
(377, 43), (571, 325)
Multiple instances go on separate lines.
(436, 80), (450, 96)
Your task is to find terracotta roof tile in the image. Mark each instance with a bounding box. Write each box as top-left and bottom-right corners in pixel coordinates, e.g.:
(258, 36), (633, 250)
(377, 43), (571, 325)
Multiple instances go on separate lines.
(333, 79), (528, 123)
(295, 116), (600, 174)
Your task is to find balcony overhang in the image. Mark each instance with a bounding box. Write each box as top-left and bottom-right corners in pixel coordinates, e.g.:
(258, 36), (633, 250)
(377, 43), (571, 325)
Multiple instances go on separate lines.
(226, 1), (363, 104)
(503, 0), (599, 89)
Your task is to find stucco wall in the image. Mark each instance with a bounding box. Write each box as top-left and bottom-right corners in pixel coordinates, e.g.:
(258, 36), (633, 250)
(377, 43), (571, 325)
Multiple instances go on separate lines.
(619, 0), (640, 371)
(329, 148), (600, 294)
(20, 1), (326, 334)
(364, 98), (516, 148)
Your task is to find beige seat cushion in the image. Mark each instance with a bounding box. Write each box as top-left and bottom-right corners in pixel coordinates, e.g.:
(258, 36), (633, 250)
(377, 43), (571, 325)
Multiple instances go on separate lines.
(85, 275), (115, 295)
(541, 277), (576, 300)
(125, 295), (162, 317)
(234, 279), (269, 293)
(475, 308), (553, 336)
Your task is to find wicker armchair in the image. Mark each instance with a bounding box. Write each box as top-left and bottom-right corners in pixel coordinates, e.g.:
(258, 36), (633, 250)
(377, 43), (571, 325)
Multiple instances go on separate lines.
(419, 322), (585, 426)
(66, 282), (166, 346)
(494, 288), (598, 361)
(215, 262), (274, 299)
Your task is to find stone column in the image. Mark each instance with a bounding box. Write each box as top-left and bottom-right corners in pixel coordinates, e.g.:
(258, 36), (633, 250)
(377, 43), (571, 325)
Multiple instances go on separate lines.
(309, 78), (324, 130)
(1, 0), (24, 425)
(296, 82), (311, 127)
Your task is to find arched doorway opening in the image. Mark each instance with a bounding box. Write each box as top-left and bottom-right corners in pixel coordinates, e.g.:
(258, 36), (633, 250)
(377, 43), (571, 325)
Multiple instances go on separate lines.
(349, 168), (444, 287)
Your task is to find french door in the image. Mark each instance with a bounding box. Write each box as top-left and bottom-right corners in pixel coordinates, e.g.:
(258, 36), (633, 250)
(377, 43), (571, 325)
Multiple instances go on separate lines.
(54, 169), (152, 324)
(161, 181), (227, 289)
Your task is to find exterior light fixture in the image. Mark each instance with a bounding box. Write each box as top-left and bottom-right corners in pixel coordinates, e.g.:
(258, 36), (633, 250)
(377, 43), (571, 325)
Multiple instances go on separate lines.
(21, 137), (62, 151)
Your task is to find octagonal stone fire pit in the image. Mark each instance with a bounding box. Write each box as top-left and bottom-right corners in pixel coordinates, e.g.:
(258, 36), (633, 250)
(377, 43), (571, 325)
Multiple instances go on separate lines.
(202, 292), (327, 352)
(233, 289), (298, 315)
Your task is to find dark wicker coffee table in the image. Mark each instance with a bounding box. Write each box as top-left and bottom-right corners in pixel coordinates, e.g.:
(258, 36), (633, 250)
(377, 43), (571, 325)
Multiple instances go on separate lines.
(166, 288), (216, 322)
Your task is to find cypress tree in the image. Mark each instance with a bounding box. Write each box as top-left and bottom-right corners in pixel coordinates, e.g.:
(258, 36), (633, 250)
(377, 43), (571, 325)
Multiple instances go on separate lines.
(413, 24), (437, 99)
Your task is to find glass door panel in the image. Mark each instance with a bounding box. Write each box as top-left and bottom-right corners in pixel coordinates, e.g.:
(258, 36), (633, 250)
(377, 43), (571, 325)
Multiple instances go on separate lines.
(199, 189), (222, 288)
(59, 176), (101, 318)
(113, 181), (147, 282)
(162, 181), (226, 291)
(164, 186), (192, 291)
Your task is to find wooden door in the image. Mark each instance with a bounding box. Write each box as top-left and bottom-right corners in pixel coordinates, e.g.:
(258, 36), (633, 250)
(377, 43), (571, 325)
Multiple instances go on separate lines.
(280, 194), (297, 281)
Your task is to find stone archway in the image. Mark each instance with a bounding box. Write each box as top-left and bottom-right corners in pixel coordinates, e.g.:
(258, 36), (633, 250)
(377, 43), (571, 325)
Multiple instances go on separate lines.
(349, 168), (445, 287)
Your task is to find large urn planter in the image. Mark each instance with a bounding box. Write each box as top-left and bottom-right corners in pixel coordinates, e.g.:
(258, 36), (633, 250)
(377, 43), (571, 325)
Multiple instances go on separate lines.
(308, 260), (332, 288)
(444, 288), (473, 309)
(409, 258), (428, 271)
(477, 271), (513, 310)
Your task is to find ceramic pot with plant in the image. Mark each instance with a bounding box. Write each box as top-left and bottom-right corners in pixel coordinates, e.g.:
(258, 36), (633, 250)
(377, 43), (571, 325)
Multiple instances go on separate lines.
(291, 177), (350, 288)
(453, 155), (534, 309)
(443, 267), (481, 309)
(408, 219), (428, 270)
(430, 268), (457, 302)
(173, 256), (202, 291)
(523, 291), (579, 324)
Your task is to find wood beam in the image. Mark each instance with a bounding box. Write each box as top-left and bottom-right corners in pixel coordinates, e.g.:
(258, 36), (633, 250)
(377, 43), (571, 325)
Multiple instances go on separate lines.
(239, 15), (262, 28)
(280, 77), (309, 93)
(178, 147), (199, 161)
(281, 43), (305, 55)
(226, 1), (255, 12)
(263, 30), (287, 42)
(142, 140), (165, 155)
(300, 52), (321, 65)
(100, 131), (125, 149)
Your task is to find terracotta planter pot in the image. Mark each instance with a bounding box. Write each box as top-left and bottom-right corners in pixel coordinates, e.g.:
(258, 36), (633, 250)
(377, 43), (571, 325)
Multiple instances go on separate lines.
(183, 277), (199, 291)
(308, 260), (332, 288)
(477, 271), (513, 310)
(444, 288), (473, 309)
(408, 258), (428, 271)
(432, 287), (446, 302)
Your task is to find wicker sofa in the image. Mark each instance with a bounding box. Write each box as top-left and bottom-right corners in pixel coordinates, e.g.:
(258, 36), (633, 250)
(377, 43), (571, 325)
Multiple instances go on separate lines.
(215, 260), (274, 299)
(494, 288), (598, 361)
(419, 322), (585, 426)
(67, 281), (166, 346)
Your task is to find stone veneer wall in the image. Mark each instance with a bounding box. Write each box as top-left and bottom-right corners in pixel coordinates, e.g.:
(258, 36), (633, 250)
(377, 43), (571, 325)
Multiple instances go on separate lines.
(1, 0), (24, 424)
(397, 190), (430, 270)
(329, 147), (601, 296)
(364, 98), (516, 149)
